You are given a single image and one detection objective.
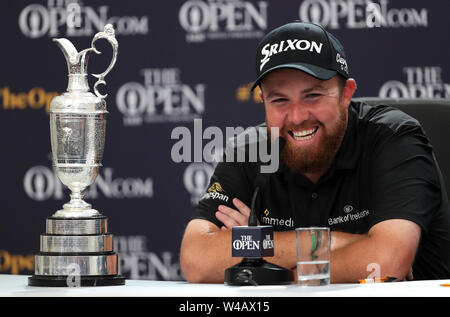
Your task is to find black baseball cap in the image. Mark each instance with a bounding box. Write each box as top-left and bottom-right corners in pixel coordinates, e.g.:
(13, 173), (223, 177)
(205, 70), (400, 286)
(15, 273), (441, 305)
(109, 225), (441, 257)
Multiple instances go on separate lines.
(251, 21), (350, 91)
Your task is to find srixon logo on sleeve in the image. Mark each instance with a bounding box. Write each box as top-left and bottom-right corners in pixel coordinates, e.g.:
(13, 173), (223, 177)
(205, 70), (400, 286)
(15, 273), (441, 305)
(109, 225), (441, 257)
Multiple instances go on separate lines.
(259, 39), (324, 71)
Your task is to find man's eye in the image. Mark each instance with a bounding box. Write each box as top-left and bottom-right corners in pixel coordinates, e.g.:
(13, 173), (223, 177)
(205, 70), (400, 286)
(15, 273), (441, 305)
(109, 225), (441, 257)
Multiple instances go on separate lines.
(272, 98), (287, 103)
(305, 93), (321, 99)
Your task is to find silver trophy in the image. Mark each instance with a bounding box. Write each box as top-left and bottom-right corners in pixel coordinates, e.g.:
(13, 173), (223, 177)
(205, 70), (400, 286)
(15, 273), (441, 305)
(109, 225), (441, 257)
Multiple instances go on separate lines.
(29, 24), (125, 286)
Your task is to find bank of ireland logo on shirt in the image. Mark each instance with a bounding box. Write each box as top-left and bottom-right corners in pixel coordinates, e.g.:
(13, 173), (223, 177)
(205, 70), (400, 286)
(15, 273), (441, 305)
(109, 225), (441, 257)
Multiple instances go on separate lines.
(343, 204), (353, 213)
(328, 204), (370, 226)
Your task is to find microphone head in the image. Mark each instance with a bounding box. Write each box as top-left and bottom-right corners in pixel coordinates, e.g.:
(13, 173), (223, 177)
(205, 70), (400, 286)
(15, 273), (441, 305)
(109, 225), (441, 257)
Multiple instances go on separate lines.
(231, 226), (274, 258)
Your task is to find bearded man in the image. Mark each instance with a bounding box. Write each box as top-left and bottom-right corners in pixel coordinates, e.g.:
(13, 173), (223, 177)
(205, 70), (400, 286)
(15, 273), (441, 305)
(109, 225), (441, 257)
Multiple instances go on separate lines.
(180, 21), (450, 283)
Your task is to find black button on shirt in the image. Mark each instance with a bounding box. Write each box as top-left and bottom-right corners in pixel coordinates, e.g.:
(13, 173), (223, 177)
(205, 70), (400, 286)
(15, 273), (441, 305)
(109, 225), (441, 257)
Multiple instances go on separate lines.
(193, 101), (450, 280)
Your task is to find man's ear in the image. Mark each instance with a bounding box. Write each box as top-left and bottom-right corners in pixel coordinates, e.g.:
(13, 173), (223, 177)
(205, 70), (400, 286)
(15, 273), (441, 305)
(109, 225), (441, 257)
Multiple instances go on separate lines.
(342, 78), (357, 108)
(258, 87), (263, 102)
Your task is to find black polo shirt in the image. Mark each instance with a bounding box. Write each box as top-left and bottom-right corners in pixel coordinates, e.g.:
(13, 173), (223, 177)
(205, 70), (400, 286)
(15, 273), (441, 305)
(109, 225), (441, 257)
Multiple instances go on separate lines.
(192, 100), (450, 280)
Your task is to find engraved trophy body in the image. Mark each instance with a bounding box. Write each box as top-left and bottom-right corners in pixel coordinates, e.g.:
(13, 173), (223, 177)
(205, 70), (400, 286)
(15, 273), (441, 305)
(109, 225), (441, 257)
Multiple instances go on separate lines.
(28, 24), (125, 287)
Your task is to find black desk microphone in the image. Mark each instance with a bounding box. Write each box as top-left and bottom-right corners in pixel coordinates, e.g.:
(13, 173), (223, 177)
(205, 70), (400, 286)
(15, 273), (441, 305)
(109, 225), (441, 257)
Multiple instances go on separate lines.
(224, 137), (294, 286)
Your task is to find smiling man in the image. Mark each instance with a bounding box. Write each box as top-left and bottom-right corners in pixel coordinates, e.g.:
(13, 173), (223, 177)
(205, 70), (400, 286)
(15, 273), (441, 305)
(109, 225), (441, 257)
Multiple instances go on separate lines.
(180, 21), (450, 283)
(262, 69), (350, 184)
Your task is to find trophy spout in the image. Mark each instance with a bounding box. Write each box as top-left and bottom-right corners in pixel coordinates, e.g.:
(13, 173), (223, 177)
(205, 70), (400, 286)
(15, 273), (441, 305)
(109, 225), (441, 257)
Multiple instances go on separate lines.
(54, 38), (93, 92)
(53, 38), (79, 66)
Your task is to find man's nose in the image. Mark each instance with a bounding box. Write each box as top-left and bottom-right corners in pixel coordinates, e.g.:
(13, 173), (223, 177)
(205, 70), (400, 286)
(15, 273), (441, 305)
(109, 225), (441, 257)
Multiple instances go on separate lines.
(288, 104), (310, 125)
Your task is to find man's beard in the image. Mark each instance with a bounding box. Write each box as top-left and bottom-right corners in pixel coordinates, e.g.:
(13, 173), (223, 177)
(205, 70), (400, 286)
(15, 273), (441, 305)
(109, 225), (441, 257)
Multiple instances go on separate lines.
(268, 106), (348, 175)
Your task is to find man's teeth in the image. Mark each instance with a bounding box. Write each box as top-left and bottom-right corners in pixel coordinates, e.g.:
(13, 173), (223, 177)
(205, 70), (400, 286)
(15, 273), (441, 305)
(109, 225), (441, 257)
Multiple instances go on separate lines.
(292, 127), (318, 140)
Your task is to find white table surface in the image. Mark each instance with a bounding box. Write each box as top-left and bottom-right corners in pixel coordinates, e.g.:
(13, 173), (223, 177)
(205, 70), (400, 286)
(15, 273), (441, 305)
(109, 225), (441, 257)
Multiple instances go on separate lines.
(1, 274), (450, 297)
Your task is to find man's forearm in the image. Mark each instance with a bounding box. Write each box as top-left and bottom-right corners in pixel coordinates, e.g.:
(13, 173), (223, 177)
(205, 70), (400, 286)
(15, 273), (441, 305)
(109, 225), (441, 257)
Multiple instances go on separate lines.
(330, 231), (365, 251)
(269, 231), (297, 270)
(274, 228), (415, 284)
(270, 231), (364, 272)
(180, 222), (240, 283)
(183, 219), (417, 284)
(330, 232), (371, 283)
(181, 222), (298, 283)
(181, 226), (365, 283)
(329, 220), (419, 283)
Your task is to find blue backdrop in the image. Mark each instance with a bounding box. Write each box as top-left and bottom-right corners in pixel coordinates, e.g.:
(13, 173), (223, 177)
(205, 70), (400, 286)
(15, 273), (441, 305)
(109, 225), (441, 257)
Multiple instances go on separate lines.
(1, 0), (449, 280)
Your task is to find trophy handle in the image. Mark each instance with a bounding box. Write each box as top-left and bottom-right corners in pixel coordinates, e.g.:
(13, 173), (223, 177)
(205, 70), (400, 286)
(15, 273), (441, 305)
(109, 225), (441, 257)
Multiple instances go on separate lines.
(90, 24), (119, 99)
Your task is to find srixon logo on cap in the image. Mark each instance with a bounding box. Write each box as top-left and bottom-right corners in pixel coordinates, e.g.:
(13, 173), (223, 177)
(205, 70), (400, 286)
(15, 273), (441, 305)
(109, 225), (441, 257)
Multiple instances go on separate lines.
(259, 39), (324, 71)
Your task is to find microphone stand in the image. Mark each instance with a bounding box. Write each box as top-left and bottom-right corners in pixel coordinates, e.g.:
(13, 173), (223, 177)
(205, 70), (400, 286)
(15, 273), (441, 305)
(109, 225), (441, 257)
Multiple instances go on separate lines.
(225, 256), (294, 286)
(224, 188), (294, 286)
